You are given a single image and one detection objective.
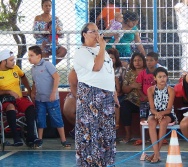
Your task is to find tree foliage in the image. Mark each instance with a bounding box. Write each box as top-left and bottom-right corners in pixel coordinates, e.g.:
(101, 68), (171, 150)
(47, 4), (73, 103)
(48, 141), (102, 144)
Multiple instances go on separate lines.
(0, 0), (26, 68)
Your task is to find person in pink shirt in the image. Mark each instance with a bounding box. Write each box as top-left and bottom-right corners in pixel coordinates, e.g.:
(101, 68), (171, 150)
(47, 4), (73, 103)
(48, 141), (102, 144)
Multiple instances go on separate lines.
(136, 52), (159, 120)
(134, 52), (158, 145)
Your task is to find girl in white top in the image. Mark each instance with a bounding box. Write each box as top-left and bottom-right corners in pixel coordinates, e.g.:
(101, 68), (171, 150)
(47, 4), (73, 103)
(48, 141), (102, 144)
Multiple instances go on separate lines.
(174, 0), (188, 71)
(73, 22), (119, 167)
(147, 67), (176, 163)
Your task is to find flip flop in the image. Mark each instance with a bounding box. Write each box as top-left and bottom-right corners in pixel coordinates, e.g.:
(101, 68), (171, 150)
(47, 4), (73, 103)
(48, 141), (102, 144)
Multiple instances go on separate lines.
(133, 139), (142, 146)
(150, 158), (161, 164)
(61, 141), (71, 148)
(145, 154), (154, 162)
(119, 138), (132, 144)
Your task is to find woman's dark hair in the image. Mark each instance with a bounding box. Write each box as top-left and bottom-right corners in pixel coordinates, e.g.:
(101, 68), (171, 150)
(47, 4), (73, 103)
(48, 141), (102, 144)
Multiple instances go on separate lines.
(153, 67), (168, 77)
(107, 48), (122, 68)
(80, 22), (95, 44)
(29, 45), (42, 57)
(123, 11), (139, 23)
(129, 52), (146, 70)
(42, 0), (51, 7)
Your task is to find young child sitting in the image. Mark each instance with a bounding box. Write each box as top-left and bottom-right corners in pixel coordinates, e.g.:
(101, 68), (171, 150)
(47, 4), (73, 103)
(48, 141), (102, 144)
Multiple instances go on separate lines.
(146, 67), (177, 163)
(106, 12), (123, 48)
(41, 21), (66, 64)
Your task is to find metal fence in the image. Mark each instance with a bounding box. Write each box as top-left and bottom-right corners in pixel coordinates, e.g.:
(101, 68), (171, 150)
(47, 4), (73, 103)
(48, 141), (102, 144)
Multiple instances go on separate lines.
(0, 0), (187, 86)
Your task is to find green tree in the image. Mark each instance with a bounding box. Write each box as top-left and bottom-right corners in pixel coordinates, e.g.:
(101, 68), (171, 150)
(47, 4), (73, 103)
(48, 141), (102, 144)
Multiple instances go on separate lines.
(0, 0), (26, 68)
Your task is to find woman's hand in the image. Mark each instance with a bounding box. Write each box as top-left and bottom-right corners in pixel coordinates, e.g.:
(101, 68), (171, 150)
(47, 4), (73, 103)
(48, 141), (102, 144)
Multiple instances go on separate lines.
(96, 34), (106, 48)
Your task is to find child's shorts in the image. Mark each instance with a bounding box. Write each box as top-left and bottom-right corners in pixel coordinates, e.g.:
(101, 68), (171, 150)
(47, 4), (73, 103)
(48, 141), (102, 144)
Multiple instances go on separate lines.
(140, 101), (150, 119)
(35, 99), (64, 128)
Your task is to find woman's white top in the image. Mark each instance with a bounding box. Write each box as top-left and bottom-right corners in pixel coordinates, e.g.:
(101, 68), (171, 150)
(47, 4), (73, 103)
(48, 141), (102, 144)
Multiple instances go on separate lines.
(73, 46), (115, 92)
(174, 3), (188, 30)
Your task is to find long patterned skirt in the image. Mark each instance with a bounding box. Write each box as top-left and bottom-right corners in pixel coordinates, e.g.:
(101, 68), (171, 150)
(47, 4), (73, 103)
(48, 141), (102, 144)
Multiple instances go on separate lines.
(75, 82), (116, 167)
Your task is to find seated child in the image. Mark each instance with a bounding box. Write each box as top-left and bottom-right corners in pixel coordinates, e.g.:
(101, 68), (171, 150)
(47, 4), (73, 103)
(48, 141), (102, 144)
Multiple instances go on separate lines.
(146, 67), (177, 163)
(41, 21), (66, 64)
(106, 12), (123, 48)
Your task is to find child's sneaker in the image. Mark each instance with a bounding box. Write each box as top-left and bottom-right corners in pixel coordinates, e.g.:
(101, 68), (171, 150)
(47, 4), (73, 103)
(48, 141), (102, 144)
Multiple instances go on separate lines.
(61, 141), (71, 148)
(34, 138), (43, 148)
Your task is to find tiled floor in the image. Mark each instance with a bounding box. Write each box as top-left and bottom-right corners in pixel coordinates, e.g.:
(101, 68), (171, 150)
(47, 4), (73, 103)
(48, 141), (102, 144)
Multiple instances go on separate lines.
(0, 137), (187, 167)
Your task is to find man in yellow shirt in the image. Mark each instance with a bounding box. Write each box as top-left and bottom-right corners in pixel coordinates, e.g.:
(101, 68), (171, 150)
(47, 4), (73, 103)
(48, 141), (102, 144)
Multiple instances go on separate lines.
(0, 49), (41, 147)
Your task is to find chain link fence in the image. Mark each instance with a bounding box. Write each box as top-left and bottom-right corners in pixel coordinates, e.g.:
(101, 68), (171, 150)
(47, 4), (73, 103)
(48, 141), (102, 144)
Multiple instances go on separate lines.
(0, 0), (186, 86)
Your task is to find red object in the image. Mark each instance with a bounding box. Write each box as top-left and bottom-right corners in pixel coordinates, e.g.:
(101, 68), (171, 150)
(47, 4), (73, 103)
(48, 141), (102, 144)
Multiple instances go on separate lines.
(49, 35), (58, 41)
(174, 79), (186, 98)
(2, 97), (34, 113)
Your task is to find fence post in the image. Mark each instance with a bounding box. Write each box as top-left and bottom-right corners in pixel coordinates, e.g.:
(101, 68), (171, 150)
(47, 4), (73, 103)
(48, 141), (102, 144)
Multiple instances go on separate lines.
(52, 0), (56, 65)
(153, 0), (158, 52)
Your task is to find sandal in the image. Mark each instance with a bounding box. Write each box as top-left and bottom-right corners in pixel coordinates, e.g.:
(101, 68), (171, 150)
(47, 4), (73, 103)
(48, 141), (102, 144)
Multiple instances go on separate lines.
(119, 138), (132, 144)
(145, 154), (154, 162)
(133, 139), (142, 146)
(61, 141), (71, 148)
(150, 158), (161, 164)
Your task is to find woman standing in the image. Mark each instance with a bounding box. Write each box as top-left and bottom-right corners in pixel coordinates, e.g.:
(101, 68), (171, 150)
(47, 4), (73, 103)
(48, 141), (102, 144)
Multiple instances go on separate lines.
(120, 52), (146, 143)
(33, 0), (67, 64)
(74, 22), (119, 167)
(174, 0), (188, 71)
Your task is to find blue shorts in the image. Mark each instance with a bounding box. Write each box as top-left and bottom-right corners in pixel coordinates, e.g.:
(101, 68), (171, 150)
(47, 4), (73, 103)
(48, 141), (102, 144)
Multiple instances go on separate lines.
(35, 100), (64, 128)
(140, 102), (150, 119)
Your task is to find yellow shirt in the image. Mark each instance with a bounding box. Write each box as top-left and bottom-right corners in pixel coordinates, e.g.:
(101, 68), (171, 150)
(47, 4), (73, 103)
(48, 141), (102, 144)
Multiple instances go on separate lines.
(0, 65), (24, 98)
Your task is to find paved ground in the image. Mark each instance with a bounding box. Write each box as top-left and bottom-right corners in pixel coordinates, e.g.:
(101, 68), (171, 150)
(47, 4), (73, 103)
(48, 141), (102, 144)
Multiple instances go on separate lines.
(0, 136), (187, 167)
